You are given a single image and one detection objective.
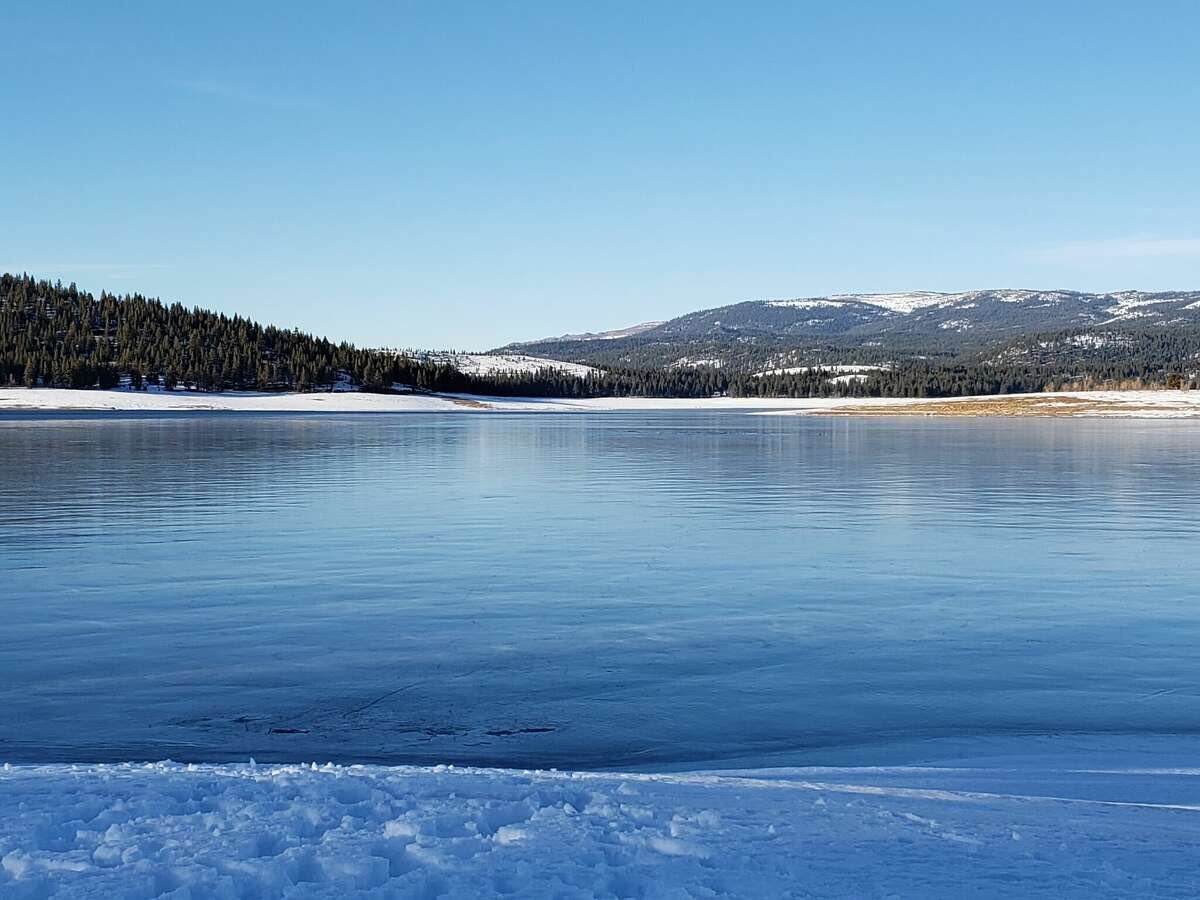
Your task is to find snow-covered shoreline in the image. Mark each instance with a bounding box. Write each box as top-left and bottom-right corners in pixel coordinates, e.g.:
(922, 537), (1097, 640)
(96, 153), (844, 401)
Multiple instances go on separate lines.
(4, 751), (1199, 897)
(2, 387), (1200, 417)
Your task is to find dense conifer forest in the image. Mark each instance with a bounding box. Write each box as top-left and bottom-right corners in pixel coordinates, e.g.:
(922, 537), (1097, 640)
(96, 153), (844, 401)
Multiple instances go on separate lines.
(2, 274), (1197, 400)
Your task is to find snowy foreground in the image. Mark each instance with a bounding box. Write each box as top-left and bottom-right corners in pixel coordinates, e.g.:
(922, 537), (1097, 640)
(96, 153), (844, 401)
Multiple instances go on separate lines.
(3, 758), (1200, 898)
(2, 387), (1200, 417)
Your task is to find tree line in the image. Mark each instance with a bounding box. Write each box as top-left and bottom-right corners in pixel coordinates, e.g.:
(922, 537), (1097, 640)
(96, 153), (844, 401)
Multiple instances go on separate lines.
(0, 274), (431, 392)
(2, 274), (1196, 399)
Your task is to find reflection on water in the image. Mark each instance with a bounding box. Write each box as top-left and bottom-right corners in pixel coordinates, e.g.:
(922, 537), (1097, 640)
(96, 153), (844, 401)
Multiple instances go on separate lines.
(1, 412), (1198, 768)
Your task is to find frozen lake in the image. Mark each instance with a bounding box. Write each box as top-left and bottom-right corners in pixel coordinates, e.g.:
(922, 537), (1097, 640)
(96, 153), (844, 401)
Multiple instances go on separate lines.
(2, 412), (1199, 769)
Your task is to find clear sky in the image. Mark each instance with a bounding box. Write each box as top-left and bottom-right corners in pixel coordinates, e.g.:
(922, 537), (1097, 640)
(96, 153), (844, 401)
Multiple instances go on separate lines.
(4, 2), (1199, 349)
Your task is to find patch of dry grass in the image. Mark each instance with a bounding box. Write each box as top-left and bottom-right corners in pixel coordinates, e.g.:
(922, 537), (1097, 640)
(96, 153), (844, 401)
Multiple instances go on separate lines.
(823, 395), (1171, 417)
(450, 396), (494, 409)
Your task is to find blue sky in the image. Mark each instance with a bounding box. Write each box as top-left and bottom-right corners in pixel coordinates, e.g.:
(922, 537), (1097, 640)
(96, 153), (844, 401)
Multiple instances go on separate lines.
(4, 2), (1199, 349)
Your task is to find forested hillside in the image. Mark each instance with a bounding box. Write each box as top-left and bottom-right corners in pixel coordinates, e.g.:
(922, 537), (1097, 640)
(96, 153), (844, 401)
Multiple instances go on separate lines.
(2, 274), (1198, 400)
(0, 275), (727, 397)
(0, 274), (450, 392)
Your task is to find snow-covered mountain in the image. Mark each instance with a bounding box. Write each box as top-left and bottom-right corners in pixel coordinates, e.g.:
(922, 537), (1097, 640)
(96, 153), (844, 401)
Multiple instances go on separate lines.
(498, 290), (1200, 374)
(518, 321), (665, 344)
(644, 290), (1200, 341)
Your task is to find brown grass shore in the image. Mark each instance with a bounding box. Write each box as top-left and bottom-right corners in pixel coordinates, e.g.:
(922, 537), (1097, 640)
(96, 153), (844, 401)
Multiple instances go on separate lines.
(821, 394), (1185, 417)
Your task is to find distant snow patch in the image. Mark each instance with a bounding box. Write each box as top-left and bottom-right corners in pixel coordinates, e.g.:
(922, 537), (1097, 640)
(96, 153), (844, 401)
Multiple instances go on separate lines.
(755, 364), (889, 378)
(765, 299), (851, 311)
(938, 319), (974, 331)
(426, 353), (596, 378)
(520, 322), (665, 343)
(828, 291), (958, 313)
(1102, 295), (1179, 319)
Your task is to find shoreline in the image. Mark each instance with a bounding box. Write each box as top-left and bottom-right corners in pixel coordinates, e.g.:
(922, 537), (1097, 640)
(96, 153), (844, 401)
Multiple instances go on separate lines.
(4, 743), (1199, 896)
(4, 731), (1194, 774)
(1, 386), (1199, 418)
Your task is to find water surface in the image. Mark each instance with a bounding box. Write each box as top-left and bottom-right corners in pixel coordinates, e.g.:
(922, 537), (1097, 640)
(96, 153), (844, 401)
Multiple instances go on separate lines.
(1, 412), (1198, 768)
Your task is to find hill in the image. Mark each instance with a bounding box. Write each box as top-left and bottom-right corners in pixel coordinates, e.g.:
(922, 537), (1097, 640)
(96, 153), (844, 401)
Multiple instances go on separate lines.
(0, 274), (715, 399)
(501, 289), (1200, 389)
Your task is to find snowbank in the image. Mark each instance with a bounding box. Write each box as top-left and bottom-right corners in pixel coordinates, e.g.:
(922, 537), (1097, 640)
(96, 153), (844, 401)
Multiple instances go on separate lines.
(2, 758), (1198, 898)
(0, 388), (866, 414)
(1, 387), (1200, 417)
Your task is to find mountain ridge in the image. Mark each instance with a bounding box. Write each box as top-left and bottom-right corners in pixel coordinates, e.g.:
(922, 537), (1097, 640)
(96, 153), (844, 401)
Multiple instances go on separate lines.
(513, 321), (665, 345)
(513, 290), (1200, 348)
(499, 289), (1200, 374)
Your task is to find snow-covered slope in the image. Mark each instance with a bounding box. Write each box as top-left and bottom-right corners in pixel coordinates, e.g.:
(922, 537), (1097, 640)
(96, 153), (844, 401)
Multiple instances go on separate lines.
(3, 756), (1199, 898)
(369, 351), (596, 378)
(771, 291), (956, 314)
(642, 290), (1200, 342)
(771, 289), (1200, 320)
(517, 321), (665, 344)
(423, 353), (597, 378)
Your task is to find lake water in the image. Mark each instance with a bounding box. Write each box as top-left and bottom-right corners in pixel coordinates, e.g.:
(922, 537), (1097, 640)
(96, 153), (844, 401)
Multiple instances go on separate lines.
(2, 412), (1199, 770)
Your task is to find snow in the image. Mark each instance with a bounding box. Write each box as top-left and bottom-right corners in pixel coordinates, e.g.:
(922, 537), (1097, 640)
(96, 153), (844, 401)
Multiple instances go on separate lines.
(0, 388), (477, 413)
(588, 322), (665, 340)
(763, 291), (1066, 315)
(3, 752), (1200, 898)
(1062, 333), (1127, 350)
(1101, 294), (1181, 320)
(418, 353), (597, 378)
(518, 321), (665, 343)
(765, 292), (962, 313)
(765, 298), (851, 310)
(754, 364), (889, 377)
(828, 291), (959, 313)
(1100, 310), (1159, 324)
(3, 387), (1200, 417)
(765, 292), (973, 314)
(762, 290), (1200, 321)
